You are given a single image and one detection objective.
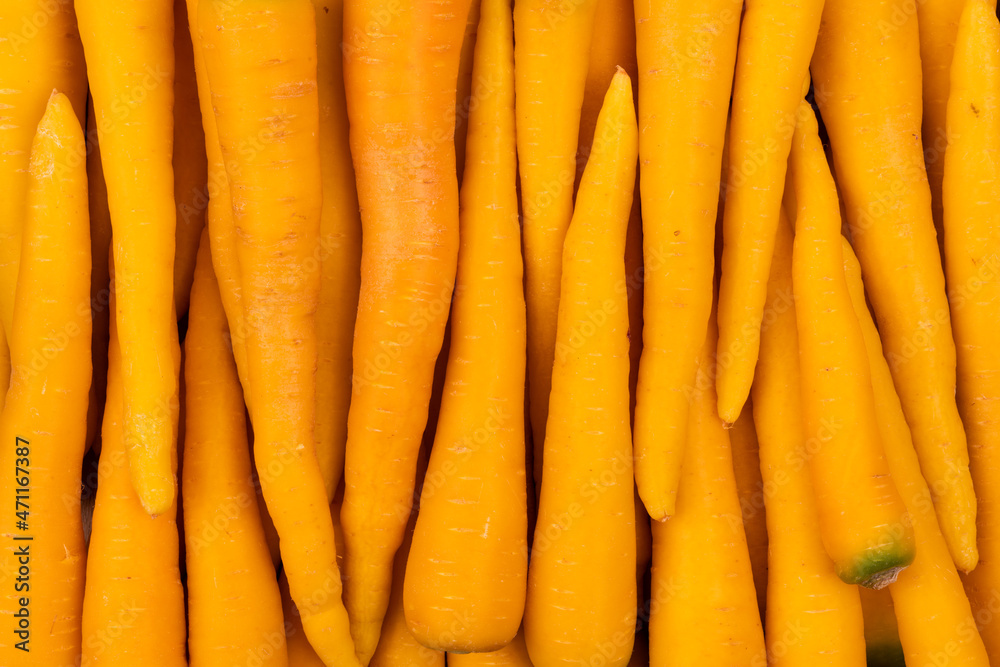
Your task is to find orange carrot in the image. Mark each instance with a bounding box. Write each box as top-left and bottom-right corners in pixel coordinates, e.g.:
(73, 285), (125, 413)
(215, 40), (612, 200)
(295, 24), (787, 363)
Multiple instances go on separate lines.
(0, 328), (7, 412)
(632, 0), (741, 519)
(523, 70), (638, 667)
(198, 1), (359, 665)
(403, 0), (527, 652)
(455, 0), (482, 182)
(0, 92), (92, 666)
(280, 572), (327, 667)
(183, 232), (286, 666)
(730, 401), (768, 619)
(811, 0), (978, 572)
(340, 0), (471, 658)
(76, 0), (181, 515)
(448, 629), (535, 667)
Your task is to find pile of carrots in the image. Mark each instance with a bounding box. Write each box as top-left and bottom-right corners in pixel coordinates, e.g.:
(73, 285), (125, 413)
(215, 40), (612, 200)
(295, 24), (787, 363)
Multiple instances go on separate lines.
(5, 0), (1000, 664)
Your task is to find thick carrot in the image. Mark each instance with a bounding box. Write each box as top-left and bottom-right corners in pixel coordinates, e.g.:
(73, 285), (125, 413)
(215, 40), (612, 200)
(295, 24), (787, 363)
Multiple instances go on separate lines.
(943, 2), (1000, 652)
(649, 312), (766, 666)
(751, 213), (866, 667)
(514, 0), (599, 487)
(340, 0), (471, 658)
(82, 289), (185, 667)
(0, 0), (86, 340)
(0, 92), (91, 665)
(715, 0), (824, 421)
(198, 2), (359, 665)
(448, 629), (534, 667)
(859, 587), (904, 667)
(183, 232), (286, 667)
(811, 0), (978, 572)
(523, 70), (638, 667)
(183, 0), (251, 409)
(843, 239), (990, 667)
(403, 0), (527, 652)
(312, 0), (362, 499)
(85, 96), (113, 455)
(790, 101), (914, 587)
(280, 572), (327, 667)
(76, 0), (180, 516)
(730, 401), (768, 620)
(632, 0), (741, 519)
(172, 0), (207, 318)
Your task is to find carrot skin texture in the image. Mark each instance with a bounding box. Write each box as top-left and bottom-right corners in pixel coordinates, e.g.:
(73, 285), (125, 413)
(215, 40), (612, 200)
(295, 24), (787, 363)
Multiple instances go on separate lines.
(448, 629), (535, 666)
(311, 0), (362, 500)
(403, 0), (528, 652)
(198, 3), (359, 666)
(730, 401), (768, 620)
(0, 0), (86, 340)
(790, 102), (915, 587)
(811, 0), (978, 572)
(76, 0), (181, 516)
(944, 3), (1000, 651)
(632, 0), (741, 519)
(859, 587), (905, 667)
(649, 313), (767, 667)
(523, 71), (638, 667)
(183, 233), (286, 667)
(0, 93), (92, 666)
(340, 0), (470, 658)
(752, 214), (867, 667)
(82, 298), (186, 667)
(842, 240), (990, 667)
(716, 0), (824, 421)
(172, 0), (207, 318)
(515, 0), (599, 488)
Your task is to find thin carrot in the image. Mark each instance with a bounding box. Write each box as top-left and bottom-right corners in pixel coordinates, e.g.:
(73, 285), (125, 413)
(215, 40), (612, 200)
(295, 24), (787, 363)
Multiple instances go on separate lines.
(730, 401), (768, 620)
(82, 284), (185, 667)
(0, 0), (86, 341)
(0, 92), (92, 665)
(751, 212), (866, 667)
(942, 2), (1000, 652)
(448, 629), (535, 667)
(523, 70), (638, 667)
(172, 0), (207, 318)
(340, 0), (471, 658)
(76, 0), (180, 516)
(454, 0), (482, 182)
(183, 0), (251, 409)
(811, 0), (978, 572)
(789, 100), (914, 587)
(183, 232), (286, 666)
(403, 0), (527, 652)
(843, 238), (990, 667)
(514, 0), (599, 487)
(311, 0), (363, 499)
(715, 0), (824, 422)
(859, 587), (904, 667)
(85, 96), (113, 454)
(198, 2), (359, 665)
(649, 311), (766, 666)
(632, 0), (741, 519)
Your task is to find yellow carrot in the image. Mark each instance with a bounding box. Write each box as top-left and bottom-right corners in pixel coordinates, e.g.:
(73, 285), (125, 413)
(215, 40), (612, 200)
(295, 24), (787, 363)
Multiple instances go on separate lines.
(730, 401), (768, 619)
(172, 0), (207, 318)
(752, 212), (866, 667)
(515, 0), (599, 486)
(811, 0), (978, 572)
(183, 232), (286, 666)
(523, 70), (638, 667)
(0, 92), (92, 666)
(649, 312), (766, 666)
(843, 239), (990, 667)
(403, 0), (527, 652)
(716, 0), (824, 421)
(632, 0), (741, 519)
(790, 100), (914, 587)
(76, 0), (181, 515)
(280, 572), (326, 667)
(311, 0), (363, 499)
(340, 0), (471, 657)
(198, 1), (359, 665)
(859, 587), (904, 667)
(0, 0), (86, 340)
(943, 3), (1000, 652)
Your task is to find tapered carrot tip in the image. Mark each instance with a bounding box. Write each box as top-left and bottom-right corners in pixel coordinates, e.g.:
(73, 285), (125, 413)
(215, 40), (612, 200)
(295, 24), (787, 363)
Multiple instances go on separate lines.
(130, 464), (175, 517)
